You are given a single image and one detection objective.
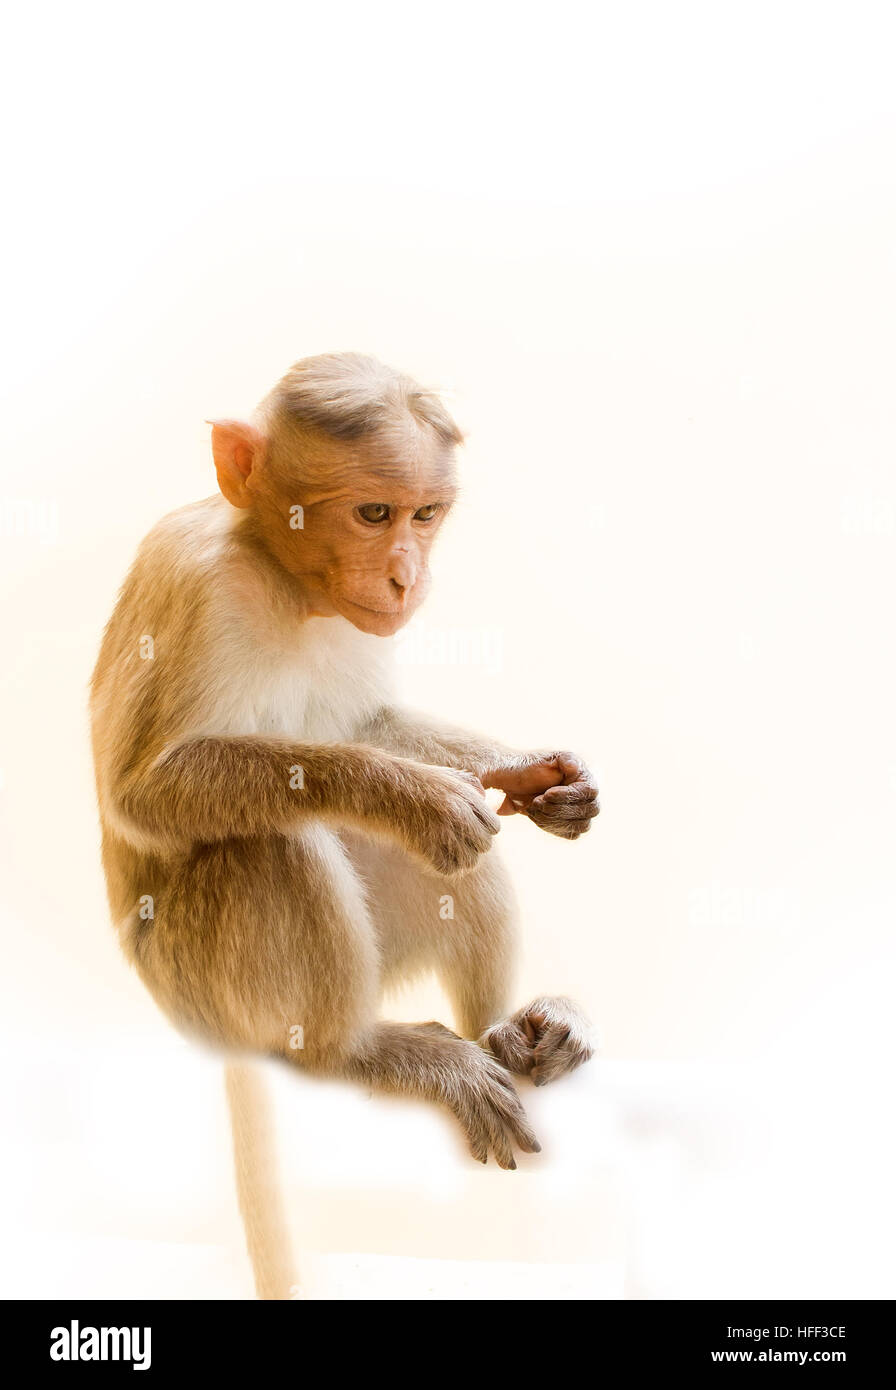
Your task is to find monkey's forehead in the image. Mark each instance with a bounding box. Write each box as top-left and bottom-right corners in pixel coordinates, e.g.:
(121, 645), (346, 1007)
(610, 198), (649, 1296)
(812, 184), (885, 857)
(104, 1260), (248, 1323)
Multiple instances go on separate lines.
(300, 465), (458, 505)
(280, 418), (460, 498)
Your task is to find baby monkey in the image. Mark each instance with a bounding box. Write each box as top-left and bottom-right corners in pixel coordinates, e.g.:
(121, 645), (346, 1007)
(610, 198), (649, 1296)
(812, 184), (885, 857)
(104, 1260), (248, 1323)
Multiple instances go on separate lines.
(90, 353), (598, 1184)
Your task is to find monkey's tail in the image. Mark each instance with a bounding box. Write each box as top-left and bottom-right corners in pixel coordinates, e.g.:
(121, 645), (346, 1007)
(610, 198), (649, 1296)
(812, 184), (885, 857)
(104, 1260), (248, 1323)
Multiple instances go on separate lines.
(224, 1061), (297, 1300)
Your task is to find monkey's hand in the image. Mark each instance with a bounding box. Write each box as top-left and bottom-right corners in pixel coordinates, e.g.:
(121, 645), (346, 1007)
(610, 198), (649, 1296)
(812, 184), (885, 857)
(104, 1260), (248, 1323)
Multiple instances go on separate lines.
(484, 751), (599, 840)
(395, 763), (501, 876)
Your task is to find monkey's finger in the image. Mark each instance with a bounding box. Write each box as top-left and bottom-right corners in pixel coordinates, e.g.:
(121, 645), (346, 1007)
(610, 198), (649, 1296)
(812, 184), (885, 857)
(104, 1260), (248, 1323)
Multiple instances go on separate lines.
(532, 797), (599, 817)
(558, 819), (592, 837)
(535, 780), (598, 806)
(526, 814), (593, 839)
(552, 751), (592, 785)
(529, 800), (599, 823)
(525, 806), (598, 831)
(467, 798), (501, 834)
(454, 769), (488, 796)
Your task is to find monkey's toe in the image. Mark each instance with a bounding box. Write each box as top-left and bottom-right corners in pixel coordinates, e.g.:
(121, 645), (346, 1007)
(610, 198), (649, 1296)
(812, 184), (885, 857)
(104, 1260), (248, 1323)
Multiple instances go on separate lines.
(479, 1018), (535, 1076)
(452, 1052), (540, 1168)
(530, 1022), (594, 1085)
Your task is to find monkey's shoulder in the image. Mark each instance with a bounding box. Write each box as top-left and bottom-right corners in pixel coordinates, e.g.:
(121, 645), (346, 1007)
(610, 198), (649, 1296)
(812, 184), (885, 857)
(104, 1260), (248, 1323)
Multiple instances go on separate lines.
(111, 497), (272, 649)
(92, 499), (251, 699)
(135, 496), (237, 585)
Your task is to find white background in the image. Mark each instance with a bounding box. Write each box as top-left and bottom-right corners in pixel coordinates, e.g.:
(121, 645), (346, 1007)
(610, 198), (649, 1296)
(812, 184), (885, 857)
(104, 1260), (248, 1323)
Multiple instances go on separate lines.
(1, 0), (894, 1298)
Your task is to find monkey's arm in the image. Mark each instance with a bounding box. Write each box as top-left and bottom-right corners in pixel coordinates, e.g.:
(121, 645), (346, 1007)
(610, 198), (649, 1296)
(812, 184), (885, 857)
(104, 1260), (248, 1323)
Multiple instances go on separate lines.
(112, 735), (499, 873)
(359, 705), (518, 783)
(361, 707), (600, 840)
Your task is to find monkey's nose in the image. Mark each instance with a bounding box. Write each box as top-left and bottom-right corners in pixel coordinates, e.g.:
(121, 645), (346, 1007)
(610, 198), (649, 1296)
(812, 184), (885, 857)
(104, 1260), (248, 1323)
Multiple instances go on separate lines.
(387, 553), (417, 595)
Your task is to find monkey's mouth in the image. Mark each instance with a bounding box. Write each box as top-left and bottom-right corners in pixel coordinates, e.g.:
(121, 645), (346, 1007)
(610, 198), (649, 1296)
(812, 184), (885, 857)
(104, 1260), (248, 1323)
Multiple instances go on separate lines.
(337, 596), (417, 636)
(340, 597), (408, 618)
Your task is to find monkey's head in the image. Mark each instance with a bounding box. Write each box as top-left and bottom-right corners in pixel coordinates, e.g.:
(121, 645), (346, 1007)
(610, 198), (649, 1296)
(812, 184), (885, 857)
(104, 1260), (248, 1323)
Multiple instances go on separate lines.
(210, 354), (462, 637)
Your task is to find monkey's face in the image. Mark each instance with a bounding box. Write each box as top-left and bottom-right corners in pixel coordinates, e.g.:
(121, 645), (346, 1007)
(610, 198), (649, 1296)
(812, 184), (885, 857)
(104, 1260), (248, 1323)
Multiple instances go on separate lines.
(215, 420), (458, 636)
(263, 438), (457, 636)
(289, 475), (450, 635)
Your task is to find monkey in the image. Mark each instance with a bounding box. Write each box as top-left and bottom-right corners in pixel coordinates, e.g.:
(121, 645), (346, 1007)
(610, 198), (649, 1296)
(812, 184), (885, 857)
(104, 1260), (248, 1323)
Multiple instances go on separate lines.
(89, 352), (599, 1295)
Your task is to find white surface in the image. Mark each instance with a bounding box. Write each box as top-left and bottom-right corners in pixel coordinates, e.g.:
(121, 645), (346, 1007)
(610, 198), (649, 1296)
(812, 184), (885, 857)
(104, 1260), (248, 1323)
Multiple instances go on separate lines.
(1, 1024), (892, 1299)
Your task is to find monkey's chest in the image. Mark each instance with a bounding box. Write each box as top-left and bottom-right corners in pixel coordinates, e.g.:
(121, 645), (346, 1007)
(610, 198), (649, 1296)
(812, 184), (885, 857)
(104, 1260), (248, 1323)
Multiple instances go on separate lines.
(218, 630), (391, 744)
(252, 668), (357, 741)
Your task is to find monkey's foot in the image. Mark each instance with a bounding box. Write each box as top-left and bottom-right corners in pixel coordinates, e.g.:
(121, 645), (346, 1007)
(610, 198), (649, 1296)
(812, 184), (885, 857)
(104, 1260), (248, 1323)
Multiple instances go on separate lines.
(405, 1022), (541, 1167)
(480, 995), (595, 1086)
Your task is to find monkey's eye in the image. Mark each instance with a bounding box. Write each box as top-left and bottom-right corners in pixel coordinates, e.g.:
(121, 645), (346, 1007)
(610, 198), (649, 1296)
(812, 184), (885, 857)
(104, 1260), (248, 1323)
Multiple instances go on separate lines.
(413, 504), (440, 522)
(356, 503), (391, 524)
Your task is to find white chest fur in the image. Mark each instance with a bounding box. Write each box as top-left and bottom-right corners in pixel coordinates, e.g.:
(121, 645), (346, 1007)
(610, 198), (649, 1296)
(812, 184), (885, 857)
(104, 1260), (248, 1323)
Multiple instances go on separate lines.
(198, 614), (395, 745)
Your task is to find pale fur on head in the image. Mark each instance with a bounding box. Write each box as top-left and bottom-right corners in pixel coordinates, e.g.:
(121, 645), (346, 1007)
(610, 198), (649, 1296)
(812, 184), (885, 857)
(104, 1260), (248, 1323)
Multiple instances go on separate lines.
(255, 352), (464, 491)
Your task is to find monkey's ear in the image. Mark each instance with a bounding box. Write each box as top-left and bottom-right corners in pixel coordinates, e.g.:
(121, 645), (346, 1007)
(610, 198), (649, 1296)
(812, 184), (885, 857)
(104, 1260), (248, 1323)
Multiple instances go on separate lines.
(208, 419), (266, 508)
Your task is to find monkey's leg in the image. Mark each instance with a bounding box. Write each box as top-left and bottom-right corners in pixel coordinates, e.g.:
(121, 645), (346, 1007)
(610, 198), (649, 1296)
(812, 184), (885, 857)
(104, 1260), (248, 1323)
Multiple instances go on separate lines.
(343, 835), (595, 1085)
(340, 830), (518, 1040)
(437, 853), (519, 1041)
(430, 863), (595, 1084)
(131, 828), (381, 1057)
(138, 828), (537, 1167)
